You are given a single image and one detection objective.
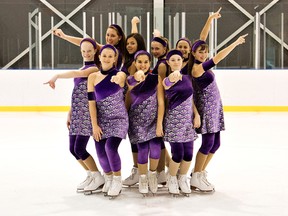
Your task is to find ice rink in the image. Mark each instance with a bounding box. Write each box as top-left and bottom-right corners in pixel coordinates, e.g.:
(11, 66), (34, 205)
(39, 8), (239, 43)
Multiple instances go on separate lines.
(0, 112), (287, 216)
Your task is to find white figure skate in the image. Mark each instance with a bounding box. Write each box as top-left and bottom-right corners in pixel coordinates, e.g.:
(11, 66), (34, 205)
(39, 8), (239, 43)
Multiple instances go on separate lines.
(178, 174), (191, 197)
(83, 171), (105, 195)
(102, 174), (113, 196)
(167, 174), (180, 197)
(122, 167), (139, 187)
(148, 171), (158, 195)
(76, 171), (92, 192)
(139, 174), (148, 197)
(190, 171), (214, 193)
(108, 175), (122, 199)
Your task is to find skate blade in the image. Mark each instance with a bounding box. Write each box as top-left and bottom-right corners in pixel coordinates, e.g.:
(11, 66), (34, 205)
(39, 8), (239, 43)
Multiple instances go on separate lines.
(83, 188), (103, 195)
(191, 186), (214, 194)
(108, 190), (122, 199)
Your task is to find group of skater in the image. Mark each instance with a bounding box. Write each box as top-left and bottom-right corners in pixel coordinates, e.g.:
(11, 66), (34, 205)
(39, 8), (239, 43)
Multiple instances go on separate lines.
(45, 7), (247, 199)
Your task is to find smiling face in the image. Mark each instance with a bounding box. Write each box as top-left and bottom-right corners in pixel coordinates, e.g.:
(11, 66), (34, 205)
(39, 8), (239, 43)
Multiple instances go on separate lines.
(176, 40), (191, 59)
(106, 27), (121, 46)
(151, 41), (166, 58)
(193, 46), (209, 63)
(80, 41), (96, 61)
(126, 37), (138, 55)
(134, 54), (151, 72)
(99, 48), (116, 70)
(167, 54), (183, 71)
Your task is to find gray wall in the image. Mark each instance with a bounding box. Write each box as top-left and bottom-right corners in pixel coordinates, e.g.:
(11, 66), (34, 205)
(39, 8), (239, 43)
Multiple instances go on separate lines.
(1, 0), (287, 69)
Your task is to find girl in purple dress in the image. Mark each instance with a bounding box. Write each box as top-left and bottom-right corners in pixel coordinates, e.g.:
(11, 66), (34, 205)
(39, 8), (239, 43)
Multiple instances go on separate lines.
(190, 8), (248, 192)
(126, 50), (165, 195)
(87, 44), (128, 198)
(162, 50), (199, 196)
(44, 38), (104, 193)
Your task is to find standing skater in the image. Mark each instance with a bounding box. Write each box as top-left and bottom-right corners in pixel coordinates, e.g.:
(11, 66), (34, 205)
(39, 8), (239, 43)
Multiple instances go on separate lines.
(190, 7), (248, 193)
(126, 50), (165, 195)
(87, 44), (128, 198)
(44, 38), (104, 193)
(162, 50), (199, 196)
(122, 17), (148, 187)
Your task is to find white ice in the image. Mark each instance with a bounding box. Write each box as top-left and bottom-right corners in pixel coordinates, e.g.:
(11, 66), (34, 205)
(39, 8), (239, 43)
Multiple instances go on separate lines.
(0, 112), (287, 216)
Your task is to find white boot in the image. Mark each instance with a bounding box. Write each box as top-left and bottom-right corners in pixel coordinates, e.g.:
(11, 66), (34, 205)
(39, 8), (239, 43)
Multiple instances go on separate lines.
(157, 170), (167, 185)
(178, 174), (191, 194)
(108, 176), (122, 197)
(122, 167), (139, 186)
(83, 171), (105, 193)
(167, 174), (179, 195)
(148, 171), (158, 194)
(202, 170), (215, 190)
(190, 171), (214, 192)
(102, 174), (113, 194)
(139, 174), (148, 194)
(77, 171), (92, 191)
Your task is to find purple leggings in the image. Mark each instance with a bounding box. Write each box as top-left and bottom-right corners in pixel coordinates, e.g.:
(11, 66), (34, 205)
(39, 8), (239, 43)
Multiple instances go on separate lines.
(137, 137), (162, 164)
(131, 138), (165, 153)
(94, 137), (122, 173)
(69, 135), (90, 160)
(199, 132), (221, 155)
(170, 141), (194, 163)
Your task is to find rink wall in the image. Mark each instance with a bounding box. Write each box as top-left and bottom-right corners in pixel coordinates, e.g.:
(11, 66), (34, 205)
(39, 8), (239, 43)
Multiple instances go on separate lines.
(0, 69), (288, 112)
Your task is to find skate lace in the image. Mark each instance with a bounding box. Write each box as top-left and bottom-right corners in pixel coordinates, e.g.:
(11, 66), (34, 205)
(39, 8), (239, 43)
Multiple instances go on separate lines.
(201, 171), (212, 186)
(128, 168), (137, 180)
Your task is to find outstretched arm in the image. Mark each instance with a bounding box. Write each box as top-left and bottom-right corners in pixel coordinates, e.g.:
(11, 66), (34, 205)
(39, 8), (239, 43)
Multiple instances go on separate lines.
(212, 34), (247, 64)
(110, 71), (127, 87)
(199, 7), (222, 41)
(44, 66), (98, 89)
(53, 29), (103, 48)
(193, 34), (248, 77)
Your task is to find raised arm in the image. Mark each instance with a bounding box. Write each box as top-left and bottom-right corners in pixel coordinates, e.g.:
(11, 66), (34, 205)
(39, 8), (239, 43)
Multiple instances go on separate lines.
(131, 16), (140, 33)
(212, 34), (247, 64)
(199, 7), (222, 41)
(193, 34), (248, 77)
(53, 29), (103, 48)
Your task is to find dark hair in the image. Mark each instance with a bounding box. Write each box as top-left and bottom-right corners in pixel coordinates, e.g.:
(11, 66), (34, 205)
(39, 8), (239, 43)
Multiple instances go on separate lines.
(124, 33), (147, 71)
(108, 25), (126, 61)
(186, 39), (210, 78)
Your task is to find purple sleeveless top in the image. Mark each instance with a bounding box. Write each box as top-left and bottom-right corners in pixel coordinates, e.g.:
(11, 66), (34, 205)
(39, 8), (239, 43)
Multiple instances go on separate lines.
(128, 74), (159, 144)
(70, 61), (96, 136)
(164, 74), (196, 142)
(192, 70), (225, 134)
(93, 67), (128, 139)
(152, 58), (169, 77)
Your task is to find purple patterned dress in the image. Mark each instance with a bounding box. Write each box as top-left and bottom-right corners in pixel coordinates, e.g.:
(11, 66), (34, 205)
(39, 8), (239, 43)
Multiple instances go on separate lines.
(94, 67), (128, 140)
(69, 61), (95, 136)
(192, 70), (225, 134)
(128, 73), (159, 144)
(164, 75), (197, 143)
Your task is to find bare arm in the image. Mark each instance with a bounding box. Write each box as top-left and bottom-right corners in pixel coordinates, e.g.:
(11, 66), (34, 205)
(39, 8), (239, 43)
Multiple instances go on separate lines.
(87, 73), (102, 141)
(193, 34), (248, 77)
(192, 102), (201, 129)
(111, 71), (127, 88)
(156, 76), (165, 137)
(44, 66), (98, 89)
(131, 16), (140, 33)
(199, 7), (222, 41)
